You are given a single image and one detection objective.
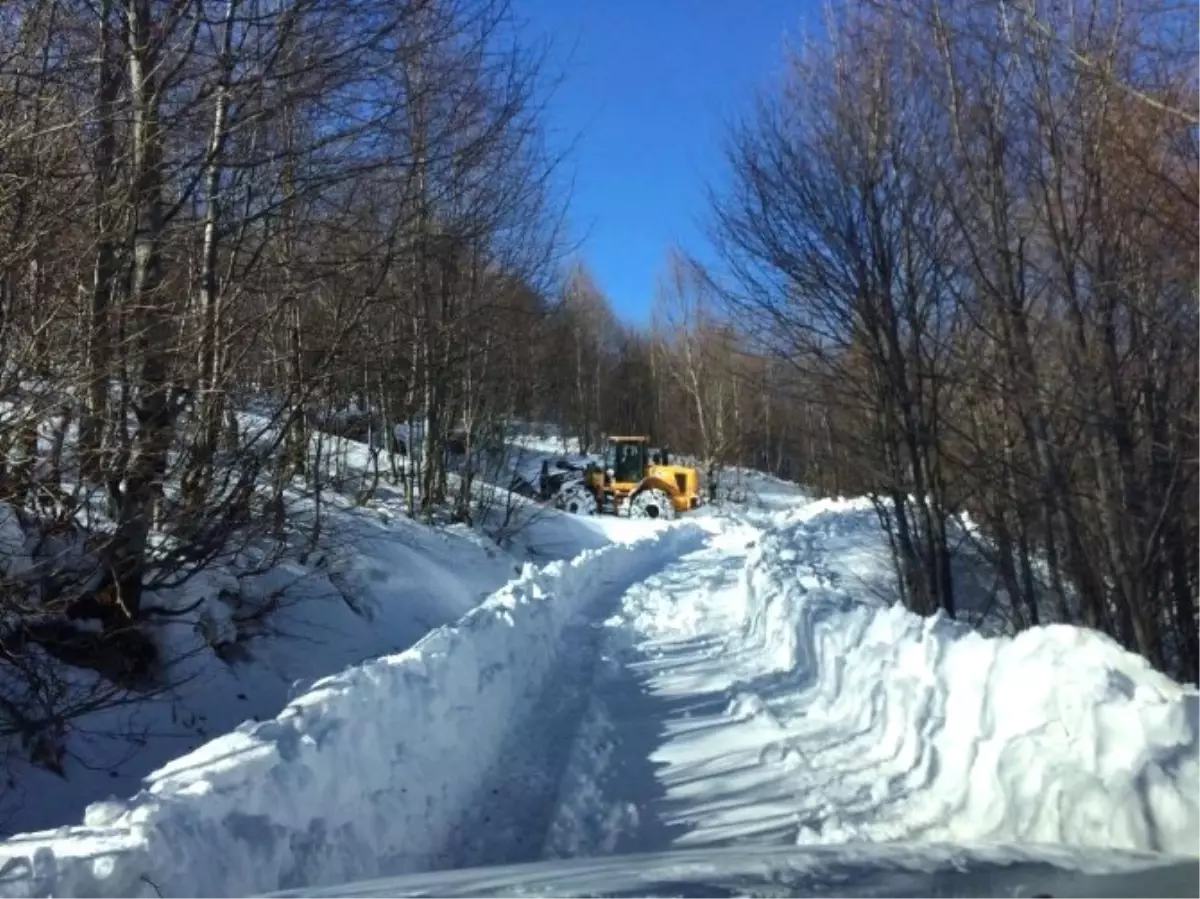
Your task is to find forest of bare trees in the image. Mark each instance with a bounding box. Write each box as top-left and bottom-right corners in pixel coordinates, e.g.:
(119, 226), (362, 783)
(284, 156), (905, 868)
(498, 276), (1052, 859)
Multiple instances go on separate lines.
(0, 0), (590, 773)
(698, 0), (1198, 681)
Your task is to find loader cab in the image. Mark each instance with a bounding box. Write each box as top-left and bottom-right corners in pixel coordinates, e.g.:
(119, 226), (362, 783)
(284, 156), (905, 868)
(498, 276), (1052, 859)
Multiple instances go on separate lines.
(605, 437), (648, 485)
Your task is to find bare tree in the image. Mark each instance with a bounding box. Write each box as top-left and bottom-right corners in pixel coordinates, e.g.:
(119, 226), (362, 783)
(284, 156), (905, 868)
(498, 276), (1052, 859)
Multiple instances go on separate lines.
(702, 0), (1197, 677)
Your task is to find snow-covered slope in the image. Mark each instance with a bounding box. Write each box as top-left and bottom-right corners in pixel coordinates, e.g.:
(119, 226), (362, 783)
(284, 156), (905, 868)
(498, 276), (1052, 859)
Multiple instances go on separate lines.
(0, 521), (705, 897)
(0, 493), (1195, 898)
(0, 487), (520, 838)
(708, 465), (813, 510)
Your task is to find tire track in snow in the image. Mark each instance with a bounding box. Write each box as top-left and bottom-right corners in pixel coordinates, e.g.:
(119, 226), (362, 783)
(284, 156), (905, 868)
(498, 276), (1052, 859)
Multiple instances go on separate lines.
(437, 527), (711, 871)
(540, 523), (792, 858)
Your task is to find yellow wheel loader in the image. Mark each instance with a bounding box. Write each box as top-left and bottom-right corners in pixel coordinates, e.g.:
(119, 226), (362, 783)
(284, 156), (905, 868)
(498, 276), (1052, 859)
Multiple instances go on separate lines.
(559, 436), (702, 519)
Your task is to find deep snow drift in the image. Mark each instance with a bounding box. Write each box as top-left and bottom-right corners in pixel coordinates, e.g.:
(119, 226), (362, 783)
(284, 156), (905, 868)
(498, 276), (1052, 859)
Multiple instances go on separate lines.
(544, 499), (1197, 864)
(737, 499), (1198, 852)
(0, 489), (517, 838)
(0, 494), (1196, 898)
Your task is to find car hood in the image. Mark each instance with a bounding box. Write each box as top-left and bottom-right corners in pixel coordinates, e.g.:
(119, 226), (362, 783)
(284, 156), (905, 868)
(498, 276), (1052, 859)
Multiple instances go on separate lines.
(266, 842), (1199, 898)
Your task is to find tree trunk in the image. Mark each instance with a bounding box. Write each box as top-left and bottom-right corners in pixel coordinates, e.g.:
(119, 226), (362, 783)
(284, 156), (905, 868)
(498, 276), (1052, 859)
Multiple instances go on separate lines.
(110, 0), (175, 621)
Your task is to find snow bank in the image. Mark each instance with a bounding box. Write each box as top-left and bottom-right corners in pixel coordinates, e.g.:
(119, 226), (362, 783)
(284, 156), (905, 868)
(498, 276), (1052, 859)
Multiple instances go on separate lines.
(740, 498), (1200, 855)
(2, 491), (519, 837)
(0, 522), (702, 898)
(707, 466), (811, 511)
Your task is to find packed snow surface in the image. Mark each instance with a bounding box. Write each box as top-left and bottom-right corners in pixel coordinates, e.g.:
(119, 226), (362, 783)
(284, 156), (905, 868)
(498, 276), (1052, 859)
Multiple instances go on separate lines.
(0, 495), (1196, 897)
(273, 843), (1200, 898)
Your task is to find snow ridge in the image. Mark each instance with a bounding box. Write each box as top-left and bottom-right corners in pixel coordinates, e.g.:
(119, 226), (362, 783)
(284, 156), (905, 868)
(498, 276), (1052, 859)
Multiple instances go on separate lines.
(0, 522), (702, 899)
(739, 499), (1200, 855)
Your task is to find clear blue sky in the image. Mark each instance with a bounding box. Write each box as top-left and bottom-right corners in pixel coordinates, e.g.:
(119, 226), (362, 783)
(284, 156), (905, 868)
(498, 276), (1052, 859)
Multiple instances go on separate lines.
(515, 0), (818, 326)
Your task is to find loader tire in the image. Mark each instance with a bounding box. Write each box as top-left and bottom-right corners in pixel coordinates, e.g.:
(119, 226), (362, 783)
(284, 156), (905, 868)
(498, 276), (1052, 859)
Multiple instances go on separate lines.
(558, 485), (598, 515)
(630, 487), (676, 520)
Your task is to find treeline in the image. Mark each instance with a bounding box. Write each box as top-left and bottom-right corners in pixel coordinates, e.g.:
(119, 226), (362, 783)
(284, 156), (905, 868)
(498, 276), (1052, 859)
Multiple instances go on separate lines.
(530, 257), (818, 487)
(0, 0), (586, 779)
(697, 0), (1198, 680)
(0, 0), (567, 616)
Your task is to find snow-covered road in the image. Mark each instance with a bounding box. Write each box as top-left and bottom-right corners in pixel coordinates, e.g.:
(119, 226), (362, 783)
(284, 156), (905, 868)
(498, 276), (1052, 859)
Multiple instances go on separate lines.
(416, 515), (820, 867)
(544, 520), (783, 857)
(0, 496), (1196, 898)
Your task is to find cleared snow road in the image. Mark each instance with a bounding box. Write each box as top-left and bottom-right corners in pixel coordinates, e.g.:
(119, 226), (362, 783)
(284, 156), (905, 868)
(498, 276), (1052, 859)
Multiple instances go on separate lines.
(542, 519), (787, 857)
(408, 516), (778, 869)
